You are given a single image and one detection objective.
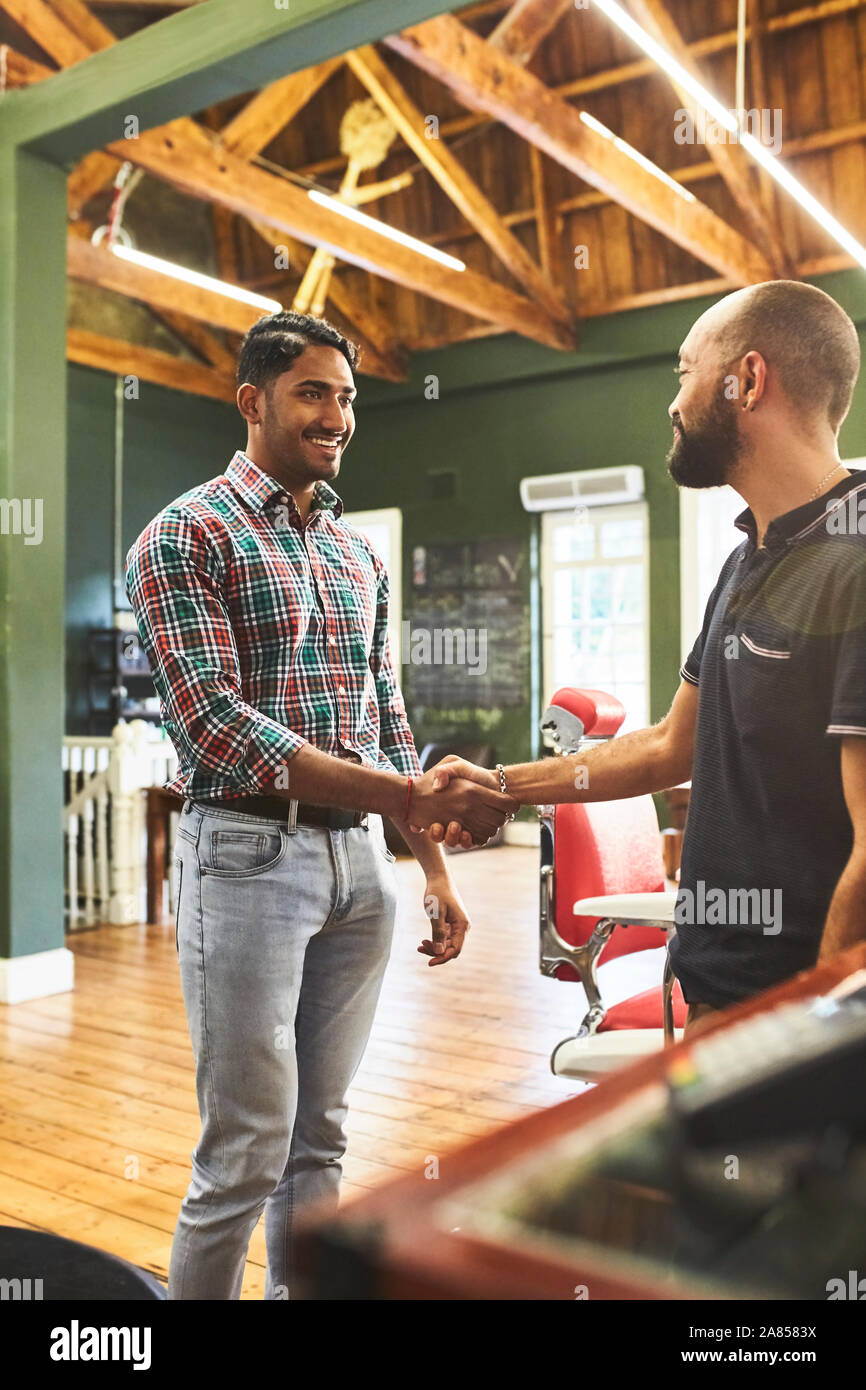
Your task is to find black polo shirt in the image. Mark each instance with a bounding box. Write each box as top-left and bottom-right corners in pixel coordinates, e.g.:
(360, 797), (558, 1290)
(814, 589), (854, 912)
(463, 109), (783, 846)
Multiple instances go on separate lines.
(669, 470), (866, 1008)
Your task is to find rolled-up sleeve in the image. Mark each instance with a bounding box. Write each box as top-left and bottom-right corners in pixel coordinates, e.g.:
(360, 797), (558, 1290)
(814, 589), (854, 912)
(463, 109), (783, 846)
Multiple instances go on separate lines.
(368, 565), (422, 780)
(125, 510), (305, 794)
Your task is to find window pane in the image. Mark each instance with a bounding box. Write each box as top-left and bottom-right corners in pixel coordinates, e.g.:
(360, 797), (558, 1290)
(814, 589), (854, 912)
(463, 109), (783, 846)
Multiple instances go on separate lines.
(587, 567), (613, 620)
(553, 518), (595, 563)
(613, 565), (643, 621)
(553, 570), (587, 623)
(544, 503), (648, 730)
(601, 517), (643, 558)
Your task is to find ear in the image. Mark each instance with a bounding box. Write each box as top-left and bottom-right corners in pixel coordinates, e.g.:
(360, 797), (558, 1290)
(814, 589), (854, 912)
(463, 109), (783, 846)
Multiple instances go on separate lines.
(237, 382), (262, 427)
(740, 349), (767, 411)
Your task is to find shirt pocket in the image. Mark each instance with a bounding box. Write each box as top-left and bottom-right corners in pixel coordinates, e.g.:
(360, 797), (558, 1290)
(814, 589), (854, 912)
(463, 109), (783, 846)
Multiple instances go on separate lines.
(334, 573), (378, 650)
(732, 629), (802, 751)
(739, 631), (792, 660)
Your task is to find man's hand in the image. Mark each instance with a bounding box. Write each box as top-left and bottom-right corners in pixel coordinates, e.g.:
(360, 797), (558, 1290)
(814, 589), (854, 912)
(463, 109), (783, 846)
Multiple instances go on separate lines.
(425, 756), (505, 849)
(417, 872), (470, 966)
(409, 763), (517, 846)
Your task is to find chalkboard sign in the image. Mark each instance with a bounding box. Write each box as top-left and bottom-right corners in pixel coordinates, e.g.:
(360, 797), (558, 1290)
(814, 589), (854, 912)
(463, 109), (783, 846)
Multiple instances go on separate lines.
(404, 538), (529, 711)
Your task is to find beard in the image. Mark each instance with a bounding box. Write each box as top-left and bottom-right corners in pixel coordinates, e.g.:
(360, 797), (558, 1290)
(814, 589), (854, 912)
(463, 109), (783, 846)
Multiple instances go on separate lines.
(260, 411), (342, 481)
(667, 388), (742, 488)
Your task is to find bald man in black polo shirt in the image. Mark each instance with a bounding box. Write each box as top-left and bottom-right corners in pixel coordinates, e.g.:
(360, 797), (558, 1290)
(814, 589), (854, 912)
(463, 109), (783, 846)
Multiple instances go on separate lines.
(429, 280), (866, 1034)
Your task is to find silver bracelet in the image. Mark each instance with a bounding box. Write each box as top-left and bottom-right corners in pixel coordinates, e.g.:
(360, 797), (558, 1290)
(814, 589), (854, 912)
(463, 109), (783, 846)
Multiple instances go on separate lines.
(496, 763), (516, 820)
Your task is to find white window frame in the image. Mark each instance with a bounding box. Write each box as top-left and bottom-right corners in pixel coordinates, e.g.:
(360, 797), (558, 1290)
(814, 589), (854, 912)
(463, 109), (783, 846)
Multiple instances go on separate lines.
(541, 500), (650, 733)
(341, 506), (403, 664)
(678, 486), (744, 667)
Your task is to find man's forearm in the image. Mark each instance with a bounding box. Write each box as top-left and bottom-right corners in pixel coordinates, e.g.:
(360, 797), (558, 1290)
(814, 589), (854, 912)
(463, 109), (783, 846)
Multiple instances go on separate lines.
(270, 742), (407, 817)
(505, 723), (690, 805)
(818, 848), (866, 959)
(390, 815), (449, 876)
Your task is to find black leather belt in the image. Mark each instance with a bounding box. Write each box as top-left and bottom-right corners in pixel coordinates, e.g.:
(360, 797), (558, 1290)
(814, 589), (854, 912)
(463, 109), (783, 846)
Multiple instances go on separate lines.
(195, 796), (368, 830)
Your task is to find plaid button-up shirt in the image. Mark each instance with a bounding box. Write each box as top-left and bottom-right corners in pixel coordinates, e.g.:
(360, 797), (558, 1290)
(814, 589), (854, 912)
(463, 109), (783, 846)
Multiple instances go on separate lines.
(125, 450), (421, 801)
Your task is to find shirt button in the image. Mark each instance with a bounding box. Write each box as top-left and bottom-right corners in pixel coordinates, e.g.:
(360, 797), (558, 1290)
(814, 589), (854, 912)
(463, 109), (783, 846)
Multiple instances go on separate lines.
(329, 635), (337, 646)
(338, 685), (346, 694)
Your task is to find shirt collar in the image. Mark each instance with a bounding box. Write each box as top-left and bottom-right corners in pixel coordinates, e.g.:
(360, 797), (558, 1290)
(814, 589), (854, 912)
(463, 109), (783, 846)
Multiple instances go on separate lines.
(734, 468), (866, 553)
(224, 450), (344, 520)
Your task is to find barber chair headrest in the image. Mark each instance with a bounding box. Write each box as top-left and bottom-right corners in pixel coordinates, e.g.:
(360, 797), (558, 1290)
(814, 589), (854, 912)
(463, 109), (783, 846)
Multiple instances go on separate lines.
(540, 687), (626, 755)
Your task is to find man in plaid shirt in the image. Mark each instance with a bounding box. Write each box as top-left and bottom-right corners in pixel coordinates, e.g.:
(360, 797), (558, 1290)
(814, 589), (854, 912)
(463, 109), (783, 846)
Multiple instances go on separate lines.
(126, 311), (516, 1299)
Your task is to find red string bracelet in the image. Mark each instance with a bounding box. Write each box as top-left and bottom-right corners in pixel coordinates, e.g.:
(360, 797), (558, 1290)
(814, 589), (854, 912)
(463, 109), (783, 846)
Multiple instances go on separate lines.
(405, 776), (413, 821)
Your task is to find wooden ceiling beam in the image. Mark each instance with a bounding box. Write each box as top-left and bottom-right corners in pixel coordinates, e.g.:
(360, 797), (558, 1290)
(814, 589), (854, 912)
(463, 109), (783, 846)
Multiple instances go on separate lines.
(400, 250), (861, 350)
(67, 149), (123, 216)
(68, 328), (236, 402)
(70, 228), (406, 383)
(385, 16), (772, 286)
(46, 0), (116, 50)
(487, 0), (576, 65)
(625, 0), (794, 277)
(147, 307), (238, 375)
(67, 234), (265, 334)
(296, 0), (866, 181)
(1, 46), (53, 85)
(217, 58), (343, 160)
(98, 120), (575, 348)
(528, 144), (561, 285)
(211, 202), (240, 283)
(85, 0), (202, 7)
(747, 0), (786, 248)
(345, 44), (574, 335)
(34, 0), (413, 372)
(244, 222), (408, 381)
(0, 0), (92, 64)
(392, 114), (866, 252)
(252, 228), (396, 358)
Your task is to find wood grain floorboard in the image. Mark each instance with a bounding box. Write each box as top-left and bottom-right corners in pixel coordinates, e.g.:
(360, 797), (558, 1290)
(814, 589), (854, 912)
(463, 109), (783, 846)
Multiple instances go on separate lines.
(0, 845), (584, 1297)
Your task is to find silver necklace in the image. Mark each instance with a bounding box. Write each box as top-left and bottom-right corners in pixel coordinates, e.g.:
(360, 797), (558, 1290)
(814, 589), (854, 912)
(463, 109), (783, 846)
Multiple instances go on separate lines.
(808, 463), (845, 502)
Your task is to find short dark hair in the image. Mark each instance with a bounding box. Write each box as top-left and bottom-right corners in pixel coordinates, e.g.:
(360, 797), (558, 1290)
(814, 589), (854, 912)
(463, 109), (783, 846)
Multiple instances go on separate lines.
(236, 310), (359, 390)
(714, 281), (861, 433)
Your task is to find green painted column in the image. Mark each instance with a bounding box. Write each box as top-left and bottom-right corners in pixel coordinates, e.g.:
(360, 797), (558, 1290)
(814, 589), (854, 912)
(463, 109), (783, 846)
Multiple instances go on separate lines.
(0, 143), (69, 978)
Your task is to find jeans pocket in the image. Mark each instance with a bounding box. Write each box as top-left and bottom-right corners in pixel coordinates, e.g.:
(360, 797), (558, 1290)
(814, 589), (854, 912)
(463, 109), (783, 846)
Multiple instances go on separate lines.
(202, 827), (287, 878)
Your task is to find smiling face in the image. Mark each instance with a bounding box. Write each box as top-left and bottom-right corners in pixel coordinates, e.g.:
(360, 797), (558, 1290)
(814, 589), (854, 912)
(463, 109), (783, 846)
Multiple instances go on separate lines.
(667, 314), (743, 489)
(250, 343), (357, 488)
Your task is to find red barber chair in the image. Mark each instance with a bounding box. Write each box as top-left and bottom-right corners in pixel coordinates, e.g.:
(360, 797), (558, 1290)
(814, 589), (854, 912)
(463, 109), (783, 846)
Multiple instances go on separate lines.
(538, 687), (687, 1082)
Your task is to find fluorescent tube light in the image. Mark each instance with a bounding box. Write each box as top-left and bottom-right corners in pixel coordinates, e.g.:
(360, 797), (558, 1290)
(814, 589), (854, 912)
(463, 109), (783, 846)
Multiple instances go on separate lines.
(580, 110), (696, 202)
(740, 133), (866, 269)
(591, 0), (866, 270)
(592, 0), (737, 132)
(110, 244), (282, 313)
(308, 189), (466, 271)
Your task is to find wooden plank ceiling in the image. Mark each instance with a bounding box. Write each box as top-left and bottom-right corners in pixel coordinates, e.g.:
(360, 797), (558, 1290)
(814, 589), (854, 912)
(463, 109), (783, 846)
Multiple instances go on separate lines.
(3, 0), (866, 397)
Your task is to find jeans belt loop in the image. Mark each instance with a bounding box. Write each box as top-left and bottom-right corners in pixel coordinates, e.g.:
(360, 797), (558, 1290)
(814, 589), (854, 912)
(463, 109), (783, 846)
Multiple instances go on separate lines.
(287, 799), (299, 835)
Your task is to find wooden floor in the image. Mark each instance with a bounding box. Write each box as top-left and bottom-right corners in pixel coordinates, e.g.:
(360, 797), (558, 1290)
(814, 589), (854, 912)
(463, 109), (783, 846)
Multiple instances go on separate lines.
(0, 844), (585, 1298)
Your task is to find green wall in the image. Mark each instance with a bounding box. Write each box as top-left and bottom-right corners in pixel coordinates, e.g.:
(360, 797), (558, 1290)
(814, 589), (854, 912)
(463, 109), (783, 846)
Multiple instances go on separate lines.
(66, 364), (241, 732)
(66, 270), (866, 764)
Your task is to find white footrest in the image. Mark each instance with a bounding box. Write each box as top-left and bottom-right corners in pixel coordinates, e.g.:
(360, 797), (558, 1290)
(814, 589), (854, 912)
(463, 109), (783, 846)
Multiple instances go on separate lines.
(551, 1027), (683, 1083)
(573, 891), (678, 925)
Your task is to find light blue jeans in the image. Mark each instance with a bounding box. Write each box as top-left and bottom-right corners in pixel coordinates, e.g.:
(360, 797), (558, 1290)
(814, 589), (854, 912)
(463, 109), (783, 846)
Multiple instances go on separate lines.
(168, 799), (398, 1300)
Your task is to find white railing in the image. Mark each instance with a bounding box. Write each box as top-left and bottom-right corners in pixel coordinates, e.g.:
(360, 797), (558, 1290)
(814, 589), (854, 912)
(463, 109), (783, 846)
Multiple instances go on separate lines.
(63, 721), (179, 929)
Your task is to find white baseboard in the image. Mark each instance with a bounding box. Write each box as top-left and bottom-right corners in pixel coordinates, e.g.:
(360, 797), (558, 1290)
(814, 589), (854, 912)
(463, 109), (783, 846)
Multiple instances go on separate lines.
(503, 820), (541, 848)
(0, 947), (75, 1005)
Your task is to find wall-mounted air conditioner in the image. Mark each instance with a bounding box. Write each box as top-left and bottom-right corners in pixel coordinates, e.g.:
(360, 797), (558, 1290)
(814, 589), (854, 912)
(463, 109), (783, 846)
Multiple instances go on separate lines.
(519, 465), (644, 512)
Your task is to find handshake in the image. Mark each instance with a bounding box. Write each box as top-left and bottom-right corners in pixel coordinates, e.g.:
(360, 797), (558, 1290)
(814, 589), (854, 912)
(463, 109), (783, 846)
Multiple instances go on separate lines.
(407, 756), (520, 849)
